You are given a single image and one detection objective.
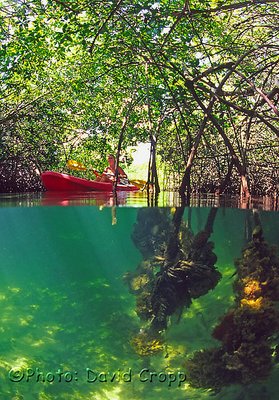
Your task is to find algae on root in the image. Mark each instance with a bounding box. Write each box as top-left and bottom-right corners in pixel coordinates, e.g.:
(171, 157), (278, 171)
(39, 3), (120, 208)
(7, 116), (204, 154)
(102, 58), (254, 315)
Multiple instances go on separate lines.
(185, 220), (279, 390)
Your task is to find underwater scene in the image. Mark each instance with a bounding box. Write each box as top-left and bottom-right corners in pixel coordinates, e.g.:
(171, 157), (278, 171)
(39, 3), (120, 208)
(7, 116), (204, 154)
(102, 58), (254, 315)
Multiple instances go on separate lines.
(0, 205), (279, 400)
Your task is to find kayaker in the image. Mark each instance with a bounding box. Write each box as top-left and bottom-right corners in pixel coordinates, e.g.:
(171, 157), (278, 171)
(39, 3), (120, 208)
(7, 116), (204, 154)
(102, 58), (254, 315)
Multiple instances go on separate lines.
(96, 154), (129, 183)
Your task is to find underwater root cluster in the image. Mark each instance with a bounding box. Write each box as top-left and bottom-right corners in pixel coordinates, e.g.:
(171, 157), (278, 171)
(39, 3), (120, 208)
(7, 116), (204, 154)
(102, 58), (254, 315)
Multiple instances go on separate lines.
(131, 208), (172, 259)
(127, 208), (221, 358)
(123, 260), (156, 295)
(123, 260), (156, 321)
(130, 330), (164, 357)
(127, 224), (221, 332)
(185, 225), (279, 390)
(150, 230), (221, 331)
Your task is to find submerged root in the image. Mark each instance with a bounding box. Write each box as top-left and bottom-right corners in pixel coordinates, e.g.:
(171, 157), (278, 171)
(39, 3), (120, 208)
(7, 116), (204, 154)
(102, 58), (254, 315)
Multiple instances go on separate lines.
(128, 208), (221, 356)
(130, 330), (164, 357)
(186, 224), (279, 389)
(150, 229), (221, 332)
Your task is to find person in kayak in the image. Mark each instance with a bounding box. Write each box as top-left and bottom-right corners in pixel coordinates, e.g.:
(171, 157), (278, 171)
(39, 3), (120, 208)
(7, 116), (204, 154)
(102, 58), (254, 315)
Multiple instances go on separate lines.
(95, 154), (129, 184)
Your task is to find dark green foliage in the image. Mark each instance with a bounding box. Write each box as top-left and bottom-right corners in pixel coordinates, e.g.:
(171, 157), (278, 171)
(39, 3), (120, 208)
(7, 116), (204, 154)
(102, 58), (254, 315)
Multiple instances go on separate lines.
(0, 1), (278, 192)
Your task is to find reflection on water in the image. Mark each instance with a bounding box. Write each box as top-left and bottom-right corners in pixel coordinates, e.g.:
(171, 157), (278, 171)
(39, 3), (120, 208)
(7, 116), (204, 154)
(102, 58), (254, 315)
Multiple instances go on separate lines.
(0, 205), (278, 399)
(0, 191), (278, 210)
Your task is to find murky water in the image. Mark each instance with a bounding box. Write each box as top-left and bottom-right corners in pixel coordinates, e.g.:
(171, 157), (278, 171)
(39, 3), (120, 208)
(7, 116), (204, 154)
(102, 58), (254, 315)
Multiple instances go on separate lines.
(0, 200), (278, 399)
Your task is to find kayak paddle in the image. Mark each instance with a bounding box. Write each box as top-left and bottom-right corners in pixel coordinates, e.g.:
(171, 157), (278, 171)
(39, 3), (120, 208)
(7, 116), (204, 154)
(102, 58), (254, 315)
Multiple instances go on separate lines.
(66, 159), (147, 189)
(67, 159), (87, 171)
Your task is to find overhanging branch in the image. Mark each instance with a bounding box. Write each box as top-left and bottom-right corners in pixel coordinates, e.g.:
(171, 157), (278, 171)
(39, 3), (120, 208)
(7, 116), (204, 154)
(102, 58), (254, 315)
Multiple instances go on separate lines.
(174, 0), (279, 17)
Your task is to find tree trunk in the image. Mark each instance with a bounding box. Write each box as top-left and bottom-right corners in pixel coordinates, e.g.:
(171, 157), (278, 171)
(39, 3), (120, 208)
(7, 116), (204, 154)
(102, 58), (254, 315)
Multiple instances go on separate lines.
(216, 159), (234, 194)
(179, 98), (215, 196)
(186, 82), (250, 197)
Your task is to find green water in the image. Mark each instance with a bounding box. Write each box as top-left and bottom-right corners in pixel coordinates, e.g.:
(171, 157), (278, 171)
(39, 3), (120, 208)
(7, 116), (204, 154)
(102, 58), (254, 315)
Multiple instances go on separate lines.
(0, 206), (278, 400)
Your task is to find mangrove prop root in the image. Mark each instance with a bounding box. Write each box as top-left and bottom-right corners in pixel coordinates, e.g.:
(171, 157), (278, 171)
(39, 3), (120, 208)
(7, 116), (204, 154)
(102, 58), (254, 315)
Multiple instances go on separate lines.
(127, 208), (221, 343)
(131, 208), (172, 259)
(186, 223), (279, 390)
(130, 329), (164, 357)
(150, 207), (220, 332)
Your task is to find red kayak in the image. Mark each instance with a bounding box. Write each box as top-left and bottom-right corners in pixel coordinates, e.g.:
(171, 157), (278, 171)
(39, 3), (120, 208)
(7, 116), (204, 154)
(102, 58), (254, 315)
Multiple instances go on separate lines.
(41, 171), (139, 192)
